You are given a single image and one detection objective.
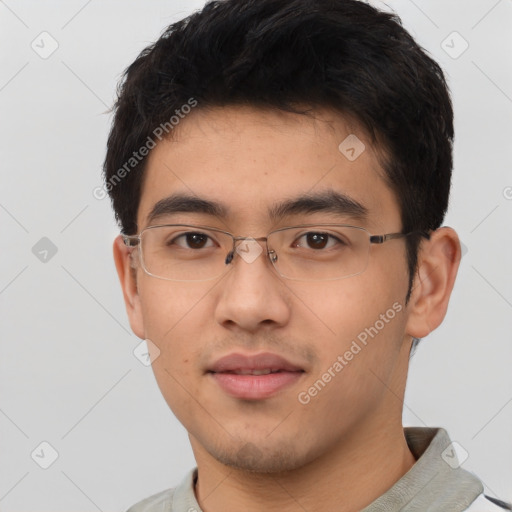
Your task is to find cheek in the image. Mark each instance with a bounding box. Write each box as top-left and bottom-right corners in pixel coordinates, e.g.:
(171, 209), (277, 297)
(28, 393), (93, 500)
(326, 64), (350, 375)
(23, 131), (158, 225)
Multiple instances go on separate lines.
(291, 274), (408, 377)
(294, 283), (408, 419)
(289, 275), (401, 342)
(138, 280), (214, 422)
(138, 279), (213, 337)
(138, 279), (215, 382)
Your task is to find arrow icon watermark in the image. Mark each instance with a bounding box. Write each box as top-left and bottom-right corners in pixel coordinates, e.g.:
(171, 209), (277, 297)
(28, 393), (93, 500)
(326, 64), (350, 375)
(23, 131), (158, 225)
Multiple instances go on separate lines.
(338, 134), (365, 161)
(31, 237), (58, 263)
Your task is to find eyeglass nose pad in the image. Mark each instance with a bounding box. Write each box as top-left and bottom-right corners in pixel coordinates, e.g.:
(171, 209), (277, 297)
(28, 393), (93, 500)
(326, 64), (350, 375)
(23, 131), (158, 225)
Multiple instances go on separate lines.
(225, 251), (235, 265)
(268, 249), (278, 263)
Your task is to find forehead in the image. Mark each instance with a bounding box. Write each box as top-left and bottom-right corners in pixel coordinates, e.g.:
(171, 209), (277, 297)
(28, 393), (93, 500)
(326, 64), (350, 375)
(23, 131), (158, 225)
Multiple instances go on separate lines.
(138, 106), (400, 232)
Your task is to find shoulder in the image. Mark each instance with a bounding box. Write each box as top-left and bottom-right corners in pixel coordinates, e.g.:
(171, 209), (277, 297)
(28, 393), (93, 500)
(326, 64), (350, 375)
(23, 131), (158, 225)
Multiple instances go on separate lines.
(465, 493), (512, 511)
(125, 468), (200, 512)
(125, 488), (175, 512)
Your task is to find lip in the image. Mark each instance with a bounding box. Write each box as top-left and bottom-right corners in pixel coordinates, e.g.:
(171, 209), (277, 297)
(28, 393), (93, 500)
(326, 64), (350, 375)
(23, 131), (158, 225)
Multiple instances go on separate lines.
(208, 352), (305, 400)
(209, 352), (304, 373)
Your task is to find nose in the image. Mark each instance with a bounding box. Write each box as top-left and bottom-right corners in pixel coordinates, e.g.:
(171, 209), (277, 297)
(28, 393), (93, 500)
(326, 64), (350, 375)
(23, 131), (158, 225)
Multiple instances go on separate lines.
(214, 238), (291, 333)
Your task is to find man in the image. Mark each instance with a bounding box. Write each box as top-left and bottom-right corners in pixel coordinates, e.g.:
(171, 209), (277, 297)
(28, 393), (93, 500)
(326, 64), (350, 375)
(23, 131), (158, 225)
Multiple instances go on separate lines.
(104, 0), (511, 510)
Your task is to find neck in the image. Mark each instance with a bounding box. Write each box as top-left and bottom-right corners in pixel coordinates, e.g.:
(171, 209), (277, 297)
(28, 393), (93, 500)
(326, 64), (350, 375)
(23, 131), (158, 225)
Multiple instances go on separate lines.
(192, 419), (416, 512)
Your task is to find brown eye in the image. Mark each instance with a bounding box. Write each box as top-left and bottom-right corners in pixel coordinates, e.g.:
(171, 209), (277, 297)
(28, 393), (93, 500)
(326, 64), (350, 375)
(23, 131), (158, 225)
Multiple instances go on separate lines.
(305, 233), (329, 249)
(170, 232), (215, 249)
(293, 232), (342, 250)
(185, 233), (209, 248)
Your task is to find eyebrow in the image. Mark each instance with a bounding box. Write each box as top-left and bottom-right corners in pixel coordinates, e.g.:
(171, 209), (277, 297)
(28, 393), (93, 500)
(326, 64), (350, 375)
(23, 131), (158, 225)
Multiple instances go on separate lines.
(268, 190), (368, 222)
(146, 190), (368, 225)
(147, 194), (228, 224)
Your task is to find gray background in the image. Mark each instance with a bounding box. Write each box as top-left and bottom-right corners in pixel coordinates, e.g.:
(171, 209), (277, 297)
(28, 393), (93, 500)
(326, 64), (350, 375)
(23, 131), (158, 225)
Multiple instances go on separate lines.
(1, 0), (511, 510)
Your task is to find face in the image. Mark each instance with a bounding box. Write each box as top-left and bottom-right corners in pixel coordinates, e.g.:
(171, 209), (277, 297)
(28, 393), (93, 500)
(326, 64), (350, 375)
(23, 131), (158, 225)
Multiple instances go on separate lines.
(118, 106), (416, 473)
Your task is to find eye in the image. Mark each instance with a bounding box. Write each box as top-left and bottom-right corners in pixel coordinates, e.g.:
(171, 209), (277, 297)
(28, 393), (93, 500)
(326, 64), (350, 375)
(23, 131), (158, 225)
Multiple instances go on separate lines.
(294, 232), (345, 250)
(172, 232), (215, 249)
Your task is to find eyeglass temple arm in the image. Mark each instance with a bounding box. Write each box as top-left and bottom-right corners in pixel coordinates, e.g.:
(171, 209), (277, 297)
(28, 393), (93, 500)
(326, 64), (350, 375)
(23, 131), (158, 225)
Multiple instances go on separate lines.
(369, 231), (431, 244)
(122, 235), (140, 247)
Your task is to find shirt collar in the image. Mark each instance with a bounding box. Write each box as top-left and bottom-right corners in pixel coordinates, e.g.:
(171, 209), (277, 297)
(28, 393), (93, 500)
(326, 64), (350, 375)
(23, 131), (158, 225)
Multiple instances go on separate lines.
(362, 427), (483, 511)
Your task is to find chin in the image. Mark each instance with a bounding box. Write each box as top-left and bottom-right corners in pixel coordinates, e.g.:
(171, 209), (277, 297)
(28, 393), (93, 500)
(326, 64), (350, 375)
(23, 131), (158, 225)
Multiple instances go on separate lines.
(206, 438), (312, 474)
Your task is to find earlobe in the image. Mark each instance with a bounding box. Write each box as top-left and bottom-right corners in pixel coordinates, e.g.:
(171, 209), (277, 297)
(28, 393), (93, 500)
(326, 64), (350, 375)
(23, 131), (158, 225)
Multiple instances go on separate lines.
(113, 235), (145, 339)
(405, 227), (461, 339)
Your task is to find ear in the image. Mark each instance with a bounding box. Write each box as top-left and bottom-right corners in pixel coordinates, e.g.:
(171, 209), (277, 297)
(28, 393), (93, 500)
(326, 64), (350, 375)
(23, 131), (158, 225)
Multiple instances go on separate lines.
(405, 227), (461, 339)
(113, 235), (145, 339)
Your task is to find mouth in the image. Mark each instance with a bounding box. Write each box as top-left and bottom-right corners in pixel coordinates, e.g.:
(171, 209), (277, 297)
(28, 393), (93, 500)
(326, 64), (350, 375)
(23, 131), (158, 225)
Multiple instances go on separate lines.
(219, 368), (287, 375)
(207, 352), (305, 400)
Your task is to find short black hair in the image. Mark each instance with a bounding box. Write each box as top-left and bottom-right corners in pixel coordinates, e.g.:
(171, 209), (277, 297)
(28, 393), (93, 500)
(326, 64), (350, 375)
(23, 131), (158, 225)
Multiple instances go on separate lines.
(104, 0), (454, 300)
